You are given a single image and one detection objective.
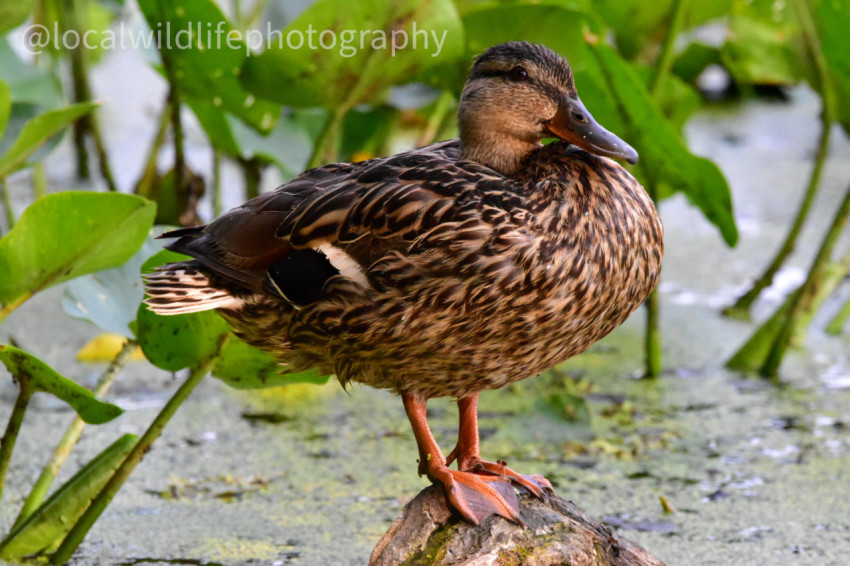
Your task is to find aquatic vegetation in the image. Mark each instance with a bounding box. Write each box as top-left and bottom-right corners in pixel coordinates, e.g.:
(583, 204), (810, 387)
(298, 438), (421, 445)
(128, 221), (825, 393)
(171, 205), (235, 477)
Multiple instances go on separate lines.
(0, 0), (847, 561)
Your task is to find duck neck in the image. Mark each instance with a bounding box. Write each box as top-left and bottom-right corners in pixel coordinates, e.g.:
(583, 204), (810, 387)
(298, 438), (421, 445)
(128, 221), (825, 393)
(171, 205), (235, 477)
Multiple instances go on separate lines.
(458, 129), (541, 177)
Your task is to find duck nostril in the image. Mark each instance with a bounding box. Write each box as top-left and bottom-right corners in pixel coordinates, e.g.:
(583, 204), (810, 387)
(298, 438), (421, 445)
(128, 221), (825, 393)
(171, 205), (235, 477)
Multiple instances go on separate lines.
(572, 112), (586, 123)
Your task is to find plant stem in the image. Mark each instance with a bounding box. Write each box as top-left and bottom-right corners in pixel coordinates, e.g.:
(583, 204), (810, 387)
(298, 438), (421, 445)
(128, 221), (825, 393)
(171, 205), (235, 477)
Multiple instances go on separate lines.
(761, 179), (850, 378)
(213, 150), (223, 217)
(58, 0), (90, 180)
(244, 0), (270, 30)
(168, 86), (185, 198)
(0, 292), (33, 325)
(232, 0), (243, 31)
(0, 381), (33, 506)
(650, 0), (687, 98)
(56, 0), (118, 190)
(639, 0), (687, 378)
(241, 157), (263, 200)
(644, 289), (662, 377)
(135, 100), (171, 199)
(12, 340), (134, 528)
(32, 162), (48, 200)
(826, 294), (850, 335)
(727, 0), (837, 319)
(418, 91), (454, 147)
(51, 342), (224, 564)
(157, 0), (186, 198)
(307, 107), (346, 169)
(1, 179), (14, 231)
(726, 259), (850, 372)
(724, 120), (831, 318)
(89, 115), (119, 192)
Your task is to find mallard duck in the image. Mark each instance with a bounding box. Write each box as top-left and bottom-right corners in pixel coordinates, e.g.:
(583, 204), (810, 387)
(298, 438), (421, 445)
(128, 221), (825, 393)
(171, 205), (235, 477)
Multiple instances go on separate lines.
(144, 42), (663, 524)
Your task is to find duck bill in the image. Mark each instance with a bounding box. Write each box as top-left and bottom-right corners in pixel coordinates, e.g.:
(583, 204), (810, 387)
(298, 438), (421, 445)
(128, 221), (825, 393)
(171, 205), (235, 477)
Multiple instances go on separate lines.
(543, 97), (639, 165)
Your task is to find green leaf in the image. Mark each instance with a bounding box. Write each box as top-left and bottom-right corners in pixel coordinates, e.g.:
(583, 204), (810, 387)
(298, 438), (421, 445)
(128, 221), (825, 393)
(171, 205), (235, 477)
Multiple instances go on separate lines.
(0, 80), (9, 139)
(810, 0), (850, 134)
(588, 41), (738, 246)
(24, 0), (116, 63)
(212, 338), (332, 389)
(0, 192), (156, 305)
(241, 0), (464, 111)
(190, 100), (312, 179)
(0, 0), (35, 35)
(0, 345), (123, 424)
(0, 102), (99, 179)
(633, 66), (701, 134)
(0, 103), (65, 170)
(63, 234), (166, 338)
(137, 250), (231, 371)
(463, 4), (590, 69)
(339, 105), (399, 161)
(0, 434), (136, 560)
(136, 0), (280, 133)
(588, 0), (732, 61)
(721, 0), (807, 86)
(188, 100), (241, 156)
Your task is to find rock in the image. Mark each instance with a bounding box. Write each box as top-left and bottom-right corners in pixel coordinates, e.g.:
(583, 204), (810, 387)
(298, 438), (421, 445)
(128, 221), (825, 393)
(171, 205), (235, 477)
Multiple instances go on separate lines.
(370, 486), (666, 566)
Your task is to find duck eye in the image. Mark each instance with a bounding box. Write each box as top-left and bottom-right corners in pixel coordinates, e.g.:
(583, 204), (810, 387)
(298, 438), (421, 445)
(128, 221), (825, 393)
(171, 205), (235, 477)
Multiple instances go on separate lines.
(509, 66), (528, 81)
(572, 112), (586, 123)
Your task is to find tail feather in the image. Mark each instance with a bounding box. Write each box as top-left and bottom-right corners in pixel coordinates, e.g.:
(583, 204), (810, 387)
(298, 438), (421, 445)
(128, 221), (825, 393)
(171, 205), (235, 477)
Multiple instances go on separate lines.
(143, 263), (243, 315)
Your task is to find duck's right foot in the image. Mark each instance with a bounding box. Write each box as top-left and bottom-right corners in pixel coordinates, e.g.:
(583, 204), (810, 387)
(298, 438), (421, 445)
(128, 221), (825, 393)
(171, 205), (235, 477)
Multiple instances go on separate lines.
(428, 465), (522, 525)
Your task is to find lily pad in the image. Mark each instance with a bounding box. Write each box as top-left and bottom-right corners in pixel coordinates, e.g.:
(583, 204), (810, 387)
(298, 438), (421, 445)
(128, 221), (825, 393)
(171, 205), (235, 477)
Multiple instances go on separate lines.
(137, 250), (231, 372)
(63, 232), (166, 338)
(0, 192), (156, 306)
(139, 250), (332, 384)
(212, 337), (332, 389)
(0, 345), (123, 424)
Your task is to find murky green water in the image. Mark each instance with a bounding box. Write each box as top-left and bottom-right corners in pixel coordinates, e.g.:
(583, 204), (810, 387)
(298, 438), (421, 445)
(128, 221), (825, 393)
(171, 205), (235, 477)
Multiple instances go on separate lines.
(1, 43), (849, 565)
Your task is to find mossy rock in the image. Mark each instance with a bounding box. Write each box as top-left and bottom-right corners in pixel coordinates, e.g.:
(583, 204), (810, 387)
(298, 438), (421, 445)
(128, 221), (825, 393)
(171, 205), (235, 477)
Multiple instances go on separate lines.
(370, 485), (665, 566)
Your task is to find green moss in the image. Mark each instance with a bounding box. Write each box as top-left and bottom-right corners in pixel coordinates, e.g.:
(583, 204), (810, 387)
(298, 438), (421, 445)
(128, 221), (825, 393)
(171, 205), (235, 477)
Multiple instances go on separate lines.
(400, 521), (459, 565)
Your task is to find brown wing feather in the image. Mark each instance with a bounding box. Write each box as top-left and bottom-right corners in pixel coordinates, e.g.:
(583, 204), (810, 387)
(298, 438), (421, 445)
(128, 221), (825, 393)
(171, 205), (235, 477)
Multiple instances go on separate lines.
(163, 140), (529, 297)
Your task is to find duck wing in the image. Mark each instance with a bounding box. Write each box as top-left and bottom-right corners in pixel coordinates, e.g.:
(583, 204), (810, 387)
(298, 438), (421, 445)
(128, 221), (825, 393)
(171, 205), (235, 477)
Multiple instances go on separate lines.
(153, 140), (528, 309)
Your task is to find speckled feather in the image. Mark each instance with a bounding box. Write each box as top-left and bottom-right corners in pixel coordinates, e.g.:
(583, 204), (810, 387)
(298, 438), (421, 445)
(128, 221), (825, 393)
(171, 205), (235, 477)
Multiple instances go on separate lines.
(144, 41), (663, 401)
(146, 139), (662, 398)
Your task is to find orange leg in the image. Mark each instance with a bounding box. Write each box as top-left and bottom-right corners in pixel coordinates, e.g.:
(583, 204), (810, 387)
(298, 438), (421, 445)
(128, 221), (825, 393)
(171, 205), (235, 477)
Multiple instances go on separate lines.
(402, 392), (521, 524)
(448, 393), (553, 500)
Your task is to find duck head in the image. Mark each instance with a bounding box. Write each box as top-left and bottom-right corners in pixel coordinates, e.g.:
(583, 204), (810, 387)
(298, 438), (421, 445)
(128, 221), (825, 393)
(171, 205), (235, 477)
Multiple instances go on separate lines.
(458, 42), (638, 176)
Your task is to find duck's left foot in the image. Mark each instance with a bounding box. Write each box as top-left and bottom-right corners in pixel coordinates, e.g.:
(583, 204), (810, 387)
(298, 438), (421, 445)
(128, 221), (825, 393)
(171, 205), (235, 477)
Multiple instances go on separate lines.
(461, 458), (553, 501)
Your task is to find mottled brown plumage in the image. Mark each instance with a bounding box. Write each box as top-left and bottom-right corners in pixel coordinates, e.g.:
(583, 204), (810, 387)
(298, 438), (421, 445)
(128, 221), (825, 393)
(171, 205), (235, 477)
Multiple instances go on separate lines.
(144, 42), (663, 524)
